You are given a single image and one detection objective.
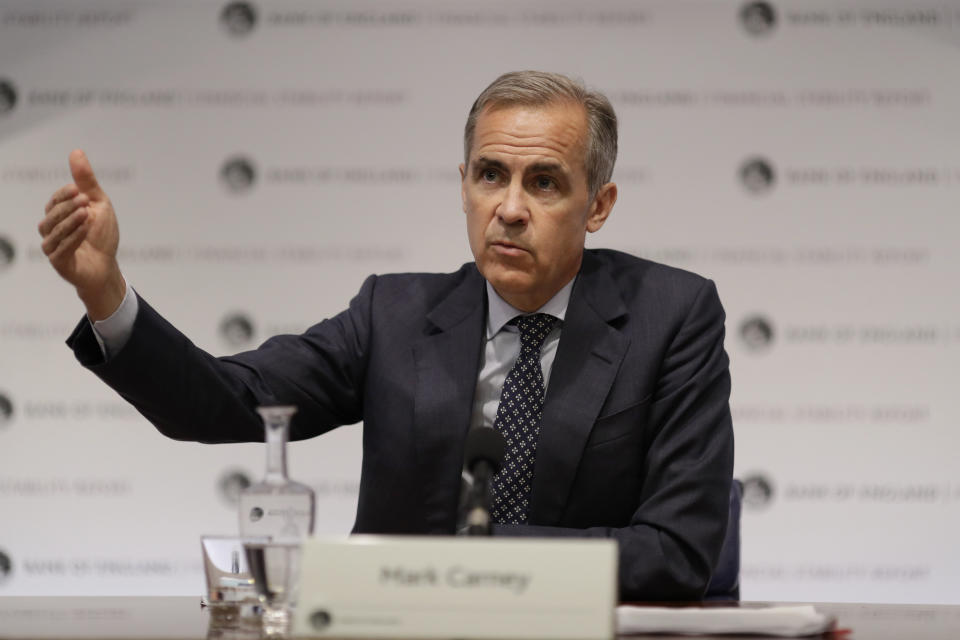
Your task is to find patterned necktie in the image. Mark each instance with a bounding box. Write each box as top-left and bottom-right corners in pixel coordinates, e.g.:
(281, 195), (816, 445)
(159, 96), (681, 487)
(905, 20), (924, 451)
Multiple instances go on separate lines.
(491, 313), (559, 525)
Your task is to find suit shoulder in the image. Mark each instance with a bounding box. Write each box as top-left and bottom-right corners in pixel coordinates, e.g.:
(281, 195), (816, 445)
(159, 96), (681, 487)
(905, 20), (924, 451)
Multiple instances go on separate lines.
(583, 249), (726, 341)
(586, 248), (715, 297)
(364, 263), (481, 309)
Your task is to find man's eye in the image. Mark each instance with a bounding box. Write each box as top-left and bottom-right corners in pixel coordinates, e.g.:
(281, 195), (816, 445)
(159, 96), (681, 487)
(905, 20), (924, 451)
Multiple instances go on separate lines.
(535, 176), (555, 190)
(481, 169), (499, 183)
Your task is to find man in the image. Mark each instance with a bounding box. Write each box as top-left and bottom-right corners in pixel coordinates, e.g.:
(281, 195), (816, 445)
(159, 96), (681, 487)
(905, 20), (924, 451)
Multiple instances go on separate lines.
(39, 71), (733, 600)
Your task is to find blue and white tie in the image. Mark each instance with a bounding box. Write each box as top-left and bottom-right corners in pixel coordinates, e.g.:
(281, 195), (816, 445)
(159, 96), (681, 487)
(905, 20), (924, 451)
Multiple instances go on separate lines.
(491, 313), (558, 525)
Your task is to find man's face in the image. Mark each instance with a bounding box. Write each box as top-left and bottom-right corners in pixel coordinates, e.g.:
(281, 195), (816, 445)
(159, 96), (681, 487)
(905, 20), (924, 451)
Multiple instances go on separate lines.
(460, 102), (615, 312)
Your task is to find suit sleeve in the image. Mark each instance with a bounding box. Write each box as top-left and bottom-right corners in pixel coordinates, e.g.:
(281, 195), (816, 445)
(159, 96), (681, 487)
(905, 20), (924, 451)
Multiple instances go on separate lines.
(493, 279), (734, 602)
(66, 276), (378, 443)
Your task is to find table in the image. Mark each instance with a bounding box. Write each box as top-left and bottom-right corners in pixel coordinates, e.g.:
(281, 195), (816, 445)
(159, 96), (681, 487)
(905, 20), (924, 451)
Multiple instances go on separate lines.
(0, 597), (959, 639)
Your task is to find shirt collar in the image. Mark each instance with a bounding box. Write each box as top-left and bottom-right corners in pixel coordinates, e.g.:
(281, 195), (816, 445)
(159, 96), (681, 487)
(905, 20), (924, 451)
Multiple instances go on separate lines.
(485, 277), (575, 339)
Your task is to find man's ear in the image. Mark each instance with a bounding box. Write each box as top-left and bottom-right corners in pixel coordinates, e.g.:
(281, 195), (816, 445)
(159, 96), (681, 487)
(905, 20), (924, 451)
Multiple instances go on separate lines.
(586, 182), (617, 233)
(459, 163), (467, 213)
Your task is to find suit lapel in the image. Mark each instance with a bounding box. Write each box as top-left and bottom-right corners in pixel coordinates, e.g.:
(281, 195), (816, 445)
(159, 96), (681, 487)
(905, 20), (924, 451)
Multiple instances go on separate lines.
(412, 267), (486, 532)
(529, 252), (630, 525)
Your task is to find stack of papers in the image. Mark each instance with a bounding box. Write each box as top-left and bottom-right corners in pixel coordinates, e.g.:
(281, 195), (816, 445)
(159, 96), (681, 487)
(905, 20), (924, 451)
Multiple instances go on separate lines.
(616, 604), (837, 637)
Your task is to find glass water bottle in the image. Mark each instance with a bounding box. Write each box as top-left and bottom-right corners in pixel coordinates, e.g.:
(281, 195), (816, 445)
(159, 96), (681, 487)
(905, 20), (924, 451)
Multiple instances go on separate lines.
(238, 406), (316, 542)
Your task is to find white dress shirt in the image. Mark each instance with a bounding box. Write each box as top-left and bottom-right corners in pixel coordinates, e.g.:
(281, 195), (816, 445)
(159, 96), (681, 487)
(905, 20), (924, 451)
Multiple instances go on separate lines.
(90, 282), (138, 358)
(468, 279), (572, 431)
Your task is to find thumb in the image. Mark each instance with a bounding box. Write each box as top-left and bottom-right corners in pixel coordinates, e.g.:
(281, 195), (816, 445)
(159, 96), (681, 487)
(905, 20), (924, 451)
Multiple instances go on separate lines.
(68, 149), (105, 199)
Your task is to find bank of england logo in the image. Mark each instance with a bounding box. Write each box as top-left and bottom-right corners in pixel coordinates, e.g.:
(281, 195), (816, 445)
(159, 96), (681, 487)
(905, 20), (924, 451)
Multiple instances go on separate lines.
(0, 549), (12, 584)
(220, 1), (257, 37)
(219, 312), (256, 347)
(0, 392), (12, 428)
(739, 156), (776, 195)
(0, 79), (16, 116)
(0, 236), (14, 272)
(739, 314), (775, 352)
(220, 156), (257, 194)
(741, 473), (775, 510)
(740, 1), (777, 37)
(310, 610), (333, 631)
(218, 469), (252, 506)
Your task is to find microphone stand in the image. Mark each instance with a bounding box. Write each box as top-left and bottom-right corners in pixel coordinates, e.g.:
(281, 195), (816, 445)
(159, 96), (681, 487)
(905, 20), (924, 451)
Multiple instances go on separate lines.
(457, 428), (505, 536)
(463, 459), (495, 536)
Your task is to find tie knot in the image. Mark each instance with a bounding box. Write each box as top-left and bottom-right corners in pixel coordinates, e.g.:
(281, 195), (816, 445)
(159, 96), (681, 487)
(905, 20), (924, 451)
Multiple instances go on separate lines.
(515, 313), (558, 349)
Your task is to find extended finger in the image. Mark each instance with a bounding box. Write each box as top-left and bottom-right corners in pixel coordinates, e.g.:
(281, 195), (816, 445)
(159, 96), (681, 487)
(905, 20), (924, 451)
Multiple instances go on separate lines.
(69, 149), (105, 199)
(39, 193), (88, 237)
(44, 183), (79, 215)
(41, 207), (88, 256)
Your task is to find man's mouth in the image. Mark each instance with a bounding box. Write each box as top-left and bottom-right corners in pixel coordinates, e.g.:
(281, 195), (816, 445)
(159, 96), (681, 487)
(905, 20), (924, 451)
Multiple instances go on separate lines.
(490, 240), (528, 255)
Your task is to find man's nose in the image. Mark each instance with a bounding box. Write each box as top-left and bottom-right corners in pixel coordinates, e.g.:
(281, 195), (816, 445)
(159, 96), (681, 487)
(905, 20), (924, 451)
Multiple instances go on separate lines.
(496, 179), (529, 225)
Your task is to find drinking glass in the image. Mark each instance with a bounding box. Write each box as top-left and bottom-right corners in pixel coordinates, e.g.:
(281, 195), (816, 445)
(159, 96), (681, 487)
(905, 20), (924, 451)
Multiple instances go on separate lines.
(201, 536), (257, 602)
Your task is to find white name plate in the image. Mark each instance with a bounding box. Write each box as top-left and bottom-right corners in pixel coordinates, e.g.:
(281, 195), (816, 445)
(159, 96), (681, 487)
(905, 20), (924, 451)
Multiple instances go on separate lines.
(292, 535), (617, 639)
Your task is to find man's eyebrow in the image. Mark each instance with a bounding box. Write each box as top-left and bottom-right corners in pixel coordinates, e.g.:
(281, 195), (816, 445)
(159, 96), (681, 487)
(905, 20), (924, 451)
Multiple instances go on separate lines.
(525, 161), (565, 175)
(472, 156), (507, 171)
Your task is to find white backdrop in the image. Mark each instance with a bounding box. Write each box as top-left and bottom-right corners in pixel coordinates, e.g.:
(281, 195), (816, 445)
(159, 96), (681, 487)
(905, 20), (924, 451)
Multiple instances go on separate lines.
(1, 0), (959, 603)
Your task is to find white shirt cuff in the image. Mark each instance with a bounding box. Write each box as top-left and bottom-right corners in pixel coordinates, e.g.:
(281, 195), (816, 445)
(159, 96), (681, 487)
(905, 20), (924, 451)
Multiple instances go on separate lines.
(90, 282), (139, 358)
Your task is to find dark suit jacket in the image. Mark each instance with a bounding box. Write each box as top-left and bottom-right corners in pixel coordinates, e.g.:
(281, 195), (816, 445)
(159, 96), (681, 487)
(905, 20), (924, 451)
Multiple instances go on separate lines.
(68, 248), (734, 601)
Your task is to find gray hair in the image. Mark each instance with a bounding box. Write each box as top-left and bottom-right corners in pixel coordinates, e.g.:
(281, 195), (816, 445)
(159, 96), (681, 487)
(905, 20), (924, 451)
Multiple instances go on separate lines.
(463, 71), (618, 196)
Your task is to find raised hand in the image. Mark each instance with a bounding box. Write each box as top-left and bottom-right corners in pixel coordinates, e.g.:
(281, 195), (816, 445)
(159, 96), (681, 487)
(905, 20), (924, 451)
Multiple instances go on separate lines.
(39, 149), (126, 320)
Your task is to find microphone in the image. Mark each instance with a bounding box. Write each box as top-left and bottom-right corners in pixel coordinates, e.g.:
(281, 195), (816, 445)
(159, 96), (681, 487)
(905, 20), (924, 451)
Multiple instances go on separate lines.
(459, 428), (505, 536)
